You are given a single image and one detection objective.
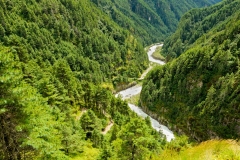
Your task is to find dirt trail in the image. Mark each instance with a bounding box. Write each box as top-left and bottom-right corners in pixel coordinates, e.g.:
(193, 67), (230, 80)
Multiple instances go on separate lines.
(76, 109), (87, 120)
(139, 65), (153, 80)
(102, 121), (114, 135)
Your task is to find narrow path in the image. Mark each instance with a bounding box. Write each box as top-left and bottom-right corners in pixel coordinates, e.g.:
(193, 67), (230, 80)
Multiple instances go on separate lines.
(102, 121), (114, 135)
(139, 65), (153, 80)
(76, 109), (87, 120)
(76, 109), (114, 134)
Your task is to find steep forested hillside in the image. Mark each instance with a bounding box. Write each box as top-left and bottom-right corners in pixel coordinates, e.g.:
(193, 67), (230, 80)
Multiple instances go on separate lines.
(162, 0), (237, 60)
(141, 0), (240, 141)
(1, 0), (234, 159)
(0, 0), (148, 86)
(0, 0), (164, 159)
(91, 0), (221, 45)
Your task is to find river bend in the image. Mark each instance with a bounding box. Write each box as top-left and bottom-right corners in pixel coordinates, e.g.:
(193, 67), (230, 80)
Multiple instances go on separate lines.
(116, 44), (174, 142)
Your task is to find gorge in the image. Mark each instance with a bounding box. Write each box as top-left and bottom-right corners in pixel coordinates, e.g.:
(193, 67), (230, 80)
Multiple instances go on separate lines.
(1, 0), (239, 159)
(116, 44), (175, 142)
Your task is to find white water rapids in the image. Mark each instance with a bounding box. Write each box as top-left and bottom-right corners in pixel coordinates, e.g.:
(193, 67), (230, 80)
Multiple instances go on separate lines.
(116, 44), (175, 142)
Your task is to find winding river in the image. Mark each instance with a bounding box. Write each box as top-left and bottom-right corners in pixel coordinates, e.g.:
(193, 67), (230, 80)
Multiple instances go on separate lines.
(116, 44), (175, 142)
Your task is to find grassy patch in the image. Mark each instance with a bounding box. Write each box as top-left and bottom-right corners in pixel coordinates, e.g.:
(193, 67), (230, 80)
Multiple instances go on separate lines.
(152, 46), (165, 61)
(156, 140), (240, 160)
(126, 93), (140, 105)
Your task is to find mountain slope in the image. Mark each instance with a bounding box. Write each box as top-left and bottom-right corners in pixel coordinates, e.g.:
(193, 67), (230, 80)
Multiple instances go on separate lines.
(0, 0), (148, 86)
(0, 0), (161, 159)
(91, 0), (221, 45)
(140, 0), (240, 141)
(162, 0), (237, 59)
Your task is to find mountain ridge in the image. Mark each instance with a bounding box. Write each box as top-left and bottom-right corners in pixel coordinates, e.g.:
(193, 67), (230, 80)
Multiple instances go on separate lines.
(140, 0), (240, 141)
(91, 0), (221, 45)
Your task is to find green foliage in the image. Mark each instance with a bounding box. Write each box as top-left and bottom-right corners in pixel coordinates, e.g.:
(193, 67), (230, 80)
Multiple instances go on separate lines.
(0, 0), (227, 159)
(141, 0), (240, 141)
(0, 0), (148, 86)
(111, 118), (163, 160)
(0, 43), (151, 159)
(157, 140), (240, 160)
(152, 46), (165, 61)
(91, 0), (220, 45)
(165, 136), (190, 152)
(80, 110), (103, 145)
(0, 0), (154, 158)
(0, 47), (27, 159)
(162, 0), (239, 59)
(0, 47), (67, 159)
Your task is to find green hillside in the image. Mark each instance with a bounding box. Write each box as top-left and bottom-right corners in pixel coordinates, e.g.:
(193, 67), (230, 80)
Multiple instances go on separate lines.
(0, 0), (162, 159)
(141, 0), (240, 141)
(162, 0), (237, 60)
(157, 140), (240, 160)
(0, 0), (148, 87)
(1, 0), (237, 159)
(90, 0), (221, 45)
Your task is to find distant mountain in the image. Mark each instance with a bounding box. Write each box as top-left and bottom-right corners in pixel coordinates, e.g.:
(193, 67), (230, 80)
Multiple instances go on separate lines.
(91, 0), (221, 45)
(162, 0), (236, 59)
(140, 0), (240, 141)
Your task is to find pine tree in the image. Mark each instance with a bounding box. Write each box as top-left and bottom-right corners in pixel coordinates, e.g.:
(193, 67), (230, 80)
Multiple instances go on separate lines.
(0, 47), (24, 159)
(113, 118), (160, 160)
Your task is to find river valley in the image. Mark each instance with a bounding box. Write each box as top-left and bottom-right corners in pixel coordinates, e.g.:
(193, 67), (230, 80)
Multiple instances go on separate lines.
(116, 44), (175, 142)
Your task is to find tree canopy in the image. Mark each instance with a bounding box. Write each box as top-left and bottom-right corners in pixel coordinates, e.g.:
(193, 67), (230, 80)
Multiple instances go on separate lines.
(0, 0), (150, 158)
(141, 0), (240, 141)
(90, 0), (220, 45)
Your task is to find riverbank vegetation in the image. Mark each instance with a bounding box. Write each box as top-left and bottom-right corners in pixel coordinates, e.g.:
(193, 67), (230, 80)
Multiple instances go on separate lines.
(126, 93), (141, 105)
(0, 46), (166, 158)
(1, 0), (236, 159)
(141, 0), (240, 141)
(152, 46), (165, 61)
(0, 0), (157, 159)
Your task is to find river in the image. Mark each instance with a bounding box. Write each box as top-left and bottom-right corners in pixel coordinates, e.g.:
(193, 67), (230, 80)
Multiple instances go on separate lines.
(116, 44), (175, 142)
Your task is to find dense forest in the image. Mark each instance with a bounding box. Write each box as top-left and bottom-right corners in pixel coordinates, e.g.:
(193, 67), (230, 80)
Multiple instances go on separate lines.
(0, 0), (149, 87)
(1, 0), (239, 159)
(90, 0), (221, 45)
(0, 0), (158, 159)
(141, 0), (240, 141)
(162, 0), (238, 60)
